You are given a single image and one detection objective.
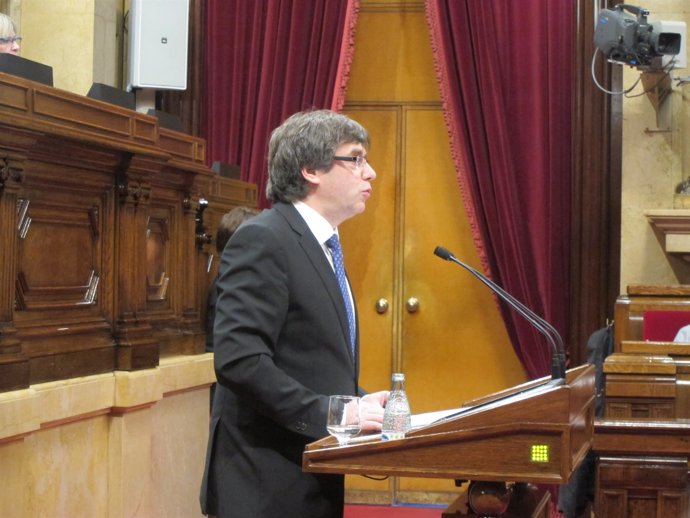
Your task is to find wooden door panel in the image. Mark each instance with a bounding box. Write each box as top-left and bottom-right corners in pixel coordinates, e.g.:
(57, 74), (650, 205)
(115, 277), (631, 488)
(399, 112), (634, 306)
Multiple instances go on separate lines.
(401, 108), (525, 413)
(397, 108), (526, 501)
(146, 208), (173, 310)
(345, 5), (438, 103)
(341, 107), (398, 500)
(13, 181), (114, 384)
(16, 194), (100, 305)
(341, 107), (398, 391)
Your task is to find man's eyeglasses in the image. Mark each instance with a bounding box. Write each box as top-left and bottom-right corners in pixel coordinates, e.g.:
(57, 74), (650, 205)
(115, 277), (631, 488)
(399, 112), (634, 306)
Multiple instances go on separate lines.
(333, 155), (368, 169)
(0, 36), (22, 44)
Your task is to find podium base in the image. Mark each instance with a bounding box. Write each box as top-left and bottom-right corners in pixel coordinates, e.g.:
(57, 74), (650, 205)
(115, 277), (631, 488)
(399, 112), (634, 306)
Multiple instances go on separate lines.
(443, 483), (550, 518)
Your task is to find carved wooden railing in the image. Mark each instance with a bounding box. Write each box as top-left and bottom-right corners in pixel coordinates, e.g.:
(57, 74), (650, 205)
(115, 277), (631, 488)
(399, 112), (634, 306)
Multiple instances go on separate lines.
(0, 72), (257, 392)
(590, 285), (690, 518)
(594, 419), (690, 518)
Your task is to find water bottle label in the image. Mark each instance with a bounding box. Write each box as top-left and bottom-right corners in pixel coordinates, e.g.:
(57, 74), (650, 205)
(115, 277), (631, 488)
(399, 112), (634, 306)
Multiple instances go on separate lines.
(381, 431), (405, 441)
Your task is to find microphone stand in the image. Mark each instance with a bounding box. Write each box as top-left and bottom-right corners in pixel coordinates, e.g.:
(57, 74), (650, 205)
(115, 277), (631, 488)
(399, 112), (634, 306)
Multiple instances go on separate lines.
(434, 246), (566, 384)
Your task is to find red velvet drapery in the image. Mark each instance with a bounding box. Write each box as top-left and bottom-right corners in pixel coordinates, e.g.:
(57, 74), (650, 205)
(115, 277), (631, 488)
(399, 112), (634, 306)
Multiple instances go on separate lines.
(426, 0), (574, 380)
(203, 0), (359, 207)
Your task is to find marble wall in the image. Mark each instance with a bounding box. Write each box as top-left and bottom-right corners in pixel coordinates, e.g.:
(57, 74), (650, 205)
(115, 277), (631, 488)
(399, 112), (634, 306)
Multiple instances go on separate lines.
(619, 0), (690, 289)
(0, 355), (215, 518)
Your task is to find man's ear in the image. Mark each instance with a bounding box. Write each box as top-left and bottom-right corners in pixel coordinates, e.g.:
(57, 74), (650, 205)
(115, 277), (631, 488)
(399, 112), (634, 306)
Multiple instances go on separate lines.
(301, 168), (320, 186)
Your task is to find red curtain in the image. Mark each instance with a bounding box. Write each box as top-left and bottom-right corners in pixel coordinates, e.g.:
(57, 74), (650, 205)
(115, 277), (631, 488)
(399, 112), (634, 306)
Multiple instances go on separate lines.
(203, 0), (359, 206)
(426, 1), (573, 380)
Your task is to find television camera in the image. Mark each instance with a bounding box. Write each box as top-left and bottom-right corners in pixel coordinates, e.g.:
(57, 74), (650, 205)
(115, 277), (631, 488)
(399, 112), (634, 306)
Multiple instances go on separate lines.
(594, 4), (686, 69)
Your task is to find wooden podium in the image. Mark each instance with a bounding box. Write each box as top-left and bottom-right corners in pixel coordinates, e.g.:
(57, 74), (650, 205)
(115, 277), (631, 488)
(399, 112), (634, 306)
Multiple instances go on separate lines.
(304, 365), (595, 517)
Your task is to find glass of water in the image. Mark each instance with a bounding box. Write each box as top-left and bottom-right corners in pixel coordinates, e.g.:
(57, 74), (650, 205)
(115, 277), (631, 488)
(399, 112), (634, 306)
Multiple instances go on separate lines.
(327, 395), (361, 446)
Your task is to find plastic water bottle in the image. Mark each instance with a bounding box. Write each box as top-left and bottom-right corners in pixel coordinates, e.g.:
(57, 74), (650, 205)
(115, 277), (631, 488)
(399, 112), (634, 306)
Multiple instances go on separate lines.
(381, 372), (411, 440)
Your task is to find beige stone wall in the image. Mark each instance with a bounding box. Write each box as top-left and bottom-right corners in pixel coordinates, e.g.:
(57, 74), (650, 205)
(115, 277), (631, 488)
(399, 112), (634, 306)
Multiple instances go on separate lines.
(0, 355), (214, 518)
(619, 0), (690, 290)
(19, 0), (96, 94)
(93, 0), (123, 87)
(10, 0), (121, 95)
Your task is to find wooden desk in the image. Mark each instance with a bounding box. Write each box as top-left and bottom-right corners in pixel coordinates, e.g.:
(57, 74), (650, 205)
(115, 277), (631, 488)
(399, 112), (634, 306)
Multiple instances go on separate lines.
(603, 350), (677, 418)
(613, 284), (690, 350)
(593, 288), (690, 517)
(0, 72), (256, 391)
(593, 419), (690, 518)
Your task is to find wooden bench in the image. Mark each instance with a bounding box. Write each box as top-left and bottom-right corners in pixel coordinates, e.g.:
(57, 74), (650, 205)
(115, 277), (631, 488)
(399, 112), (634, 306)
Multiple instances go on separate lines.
(589, 285), (690, 518)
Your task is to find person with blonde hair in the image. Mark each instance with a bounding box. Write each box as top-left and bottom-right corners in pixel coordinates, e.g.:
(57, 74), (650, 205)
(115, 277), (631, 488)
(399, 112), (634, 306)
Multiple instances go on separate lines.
(0, 13), (20, 55)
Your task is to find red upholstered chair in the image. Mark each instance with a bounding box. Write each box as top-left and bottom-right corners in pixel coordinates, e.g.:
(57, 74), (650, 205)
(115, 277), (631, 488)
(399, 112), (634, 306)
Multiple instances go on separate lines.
(642, 311), (690, 342)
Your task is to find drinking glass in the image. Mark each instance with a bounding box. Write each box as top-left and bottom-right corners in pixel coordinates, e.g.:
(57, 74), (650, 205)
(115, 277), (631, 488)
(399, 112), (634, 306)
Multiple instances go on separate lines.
(326, 395), (361, 446)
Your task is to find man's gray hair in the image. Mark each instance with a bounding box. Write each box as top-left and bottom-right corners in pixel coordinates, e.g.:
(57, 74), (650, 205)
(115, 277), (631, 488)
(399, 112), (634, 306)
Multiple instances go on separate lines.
(266, 110), (369, 203)
(0, 13), (17, 39)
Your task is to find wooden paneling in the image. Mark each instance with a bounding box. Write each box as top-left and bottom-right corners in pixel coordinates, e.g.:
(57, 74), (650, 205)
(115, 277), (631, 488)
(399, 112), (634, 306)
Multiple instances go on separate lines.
(344, 2), (437, 102)
(569, 0), (622, 366)
(593, 419), (690, 518)
(592, 288), (690, 517)
(604, 363), (677, 419)
(0, 72), (256, 391)
(605, 286), (690, 419)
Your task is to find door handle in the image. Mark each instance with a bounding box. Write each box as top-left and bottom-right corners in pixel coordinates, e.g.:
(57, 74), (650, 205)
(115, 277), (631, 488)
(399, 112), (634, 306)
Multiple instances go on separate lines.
(375, 298), (389, 314)
(406, 297), (419, 313)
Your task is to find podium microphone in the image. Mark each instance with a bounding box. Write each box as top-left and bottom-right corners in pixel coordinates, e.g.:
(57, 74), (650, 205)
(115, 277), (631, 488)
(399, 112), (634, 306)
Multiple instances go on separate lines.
(434, 246), (566, 384)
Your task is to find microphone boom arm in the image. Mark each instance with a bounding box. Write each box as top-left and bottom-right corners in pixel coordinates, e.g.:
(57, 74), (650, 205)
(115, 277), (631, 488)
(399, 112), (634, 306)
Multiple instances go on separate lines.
(434, 246), (566, 382)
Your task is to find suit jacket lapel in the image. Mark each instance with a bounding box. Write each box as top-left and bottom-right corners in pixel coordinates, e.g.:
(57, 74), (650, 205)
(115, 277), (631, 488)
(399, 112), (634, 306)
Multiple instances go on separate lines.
(274, 203), (356, 363)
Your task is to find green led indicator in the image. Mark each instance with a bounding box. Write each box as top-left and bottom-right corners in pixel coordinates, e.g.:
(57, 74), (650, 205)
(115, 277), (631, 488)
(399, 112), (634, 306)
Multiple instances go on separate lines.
(531, 444), (549, 463)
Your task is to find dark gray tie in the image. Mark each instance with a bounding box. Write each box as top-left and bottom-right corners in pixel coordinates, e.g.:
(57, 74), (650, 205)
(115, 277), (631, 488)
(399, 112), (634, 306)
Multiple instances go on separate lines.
(326, 234), (356, 356)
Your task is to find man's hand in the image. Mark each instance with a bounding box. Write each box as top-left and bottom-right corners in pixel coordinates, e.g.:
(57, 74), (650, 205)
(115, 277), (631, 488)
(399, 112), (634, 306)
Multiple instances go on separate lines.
(359, 391), (389, 431)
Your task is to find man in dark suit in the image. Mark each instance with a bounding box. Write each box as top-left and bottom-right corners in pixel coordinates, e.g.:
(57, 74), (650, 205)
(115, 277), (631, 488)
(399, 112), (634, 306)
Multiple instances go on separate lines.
(200, 110), (388, 518)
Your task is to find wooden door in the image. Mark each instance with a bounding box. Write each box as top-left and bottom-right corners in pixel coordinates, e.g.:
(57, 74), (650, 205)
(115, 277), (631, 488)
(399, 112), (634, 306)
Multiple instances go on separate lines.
(339, 1), (527, 505)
